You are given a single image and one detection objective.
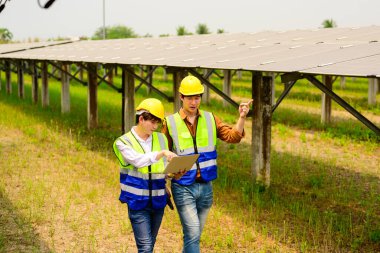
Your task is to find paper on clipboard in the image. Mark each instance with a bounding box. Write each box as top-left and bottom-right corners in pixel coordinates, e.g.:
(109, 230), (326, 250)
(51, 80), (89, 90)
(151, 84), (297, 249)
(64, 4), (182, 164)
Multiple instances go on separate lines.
(163, 154), (200, 174)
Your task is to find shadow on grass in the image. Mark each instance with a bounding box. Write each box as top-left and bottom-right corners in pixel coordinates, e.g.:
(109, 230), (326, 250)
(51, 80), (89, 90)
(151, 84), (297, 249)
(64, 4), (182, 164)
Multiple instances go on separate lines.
(216, 142), (380, 252)
(0, 187), (52, 253)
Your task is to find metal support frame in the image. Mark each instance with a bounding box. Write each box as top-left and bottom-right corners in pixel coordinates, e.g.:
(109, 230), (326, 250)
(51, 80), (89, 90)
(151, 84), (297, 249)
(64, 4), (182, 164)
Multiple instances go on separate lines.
(187, 68), (240, 109)
(95, 65), (121, 91)
(306, 74), (379, 135)
(213, 70), (224, 79)
(281, 72), (380, 135)
(124, 66), (171, 101)
(271, 80), (296, 113)
(49, 61), (86, 85)
(135, 66), (158, 91)
(34, 62), (63, 82)
(203, 69), (214, 79)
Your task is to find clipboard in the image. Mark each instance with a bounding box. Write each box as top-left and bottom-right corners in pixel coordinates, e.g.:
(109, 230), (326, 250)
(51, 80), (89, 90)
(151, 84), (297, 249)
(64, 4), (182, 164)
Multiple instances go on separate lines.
(163, 154), (200, 174)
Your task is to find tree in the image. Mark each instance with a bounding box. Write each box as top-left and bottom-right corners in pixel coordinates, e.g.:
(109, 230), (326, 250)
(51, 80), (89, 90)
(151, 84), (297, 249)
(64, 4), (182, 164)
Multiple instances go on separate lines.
(176, 26), (192, 36)
(195, 23), (211, 34)
(217, 29), (225, 34)
(92, 25), (138, 40)
(0, 28), (13, 43)
(322, 19), (337, 28)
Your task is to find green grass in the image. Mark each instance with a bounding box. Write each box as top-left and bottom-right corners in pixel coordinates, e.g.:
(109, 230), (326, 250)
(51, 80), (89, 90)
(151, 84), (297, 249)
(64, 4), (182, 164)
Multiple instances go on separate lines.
(0, 69), (379, 252)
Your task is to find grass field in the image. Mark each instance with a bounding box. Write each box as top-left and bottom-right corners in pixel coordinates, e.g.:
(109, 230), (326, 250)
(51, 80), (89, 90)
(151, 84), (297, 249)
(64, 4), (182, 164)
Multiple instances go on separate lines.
(0, 68), (379, 252)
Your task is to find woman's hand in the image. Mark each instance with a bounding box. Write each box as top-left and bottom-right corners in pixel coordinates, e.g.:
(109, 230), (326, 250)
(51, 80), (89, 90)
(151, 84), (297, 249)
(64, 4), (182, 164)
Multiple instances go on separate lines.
(156, 150), (177, 162)
(163, 150), (177, 162)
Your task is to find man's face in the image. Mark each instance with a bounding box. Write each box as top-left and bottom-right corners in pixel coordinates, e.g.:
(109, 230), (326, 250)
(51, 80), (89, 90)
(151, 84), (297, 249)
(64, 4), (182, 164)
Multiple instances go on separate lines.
(181, 95), (202, 114)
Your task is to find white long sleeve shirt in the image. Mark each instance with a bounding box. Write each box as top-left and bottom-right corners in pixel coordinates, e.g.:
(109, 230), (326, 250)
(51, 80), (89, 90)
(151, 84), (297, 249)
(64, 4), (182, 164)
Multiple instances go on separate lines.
(115, 127), (159, 168)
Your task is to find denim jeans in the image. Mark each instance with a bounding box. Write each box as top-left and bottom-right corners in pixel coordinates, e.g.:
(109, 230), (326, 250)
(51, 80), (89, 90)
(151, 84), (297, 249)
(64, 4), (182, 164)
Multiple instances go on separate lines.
(171, 181), (213, 253)
(128, 205), (165, 253)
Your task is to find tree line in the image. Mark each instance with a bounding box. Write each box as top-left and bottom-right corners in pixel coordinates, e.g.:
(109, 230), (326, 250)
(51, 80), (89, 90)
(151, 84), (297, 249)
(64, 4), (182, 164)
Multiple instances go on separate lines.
(0, 19), (336, 43)
(91, 23), (223, 40)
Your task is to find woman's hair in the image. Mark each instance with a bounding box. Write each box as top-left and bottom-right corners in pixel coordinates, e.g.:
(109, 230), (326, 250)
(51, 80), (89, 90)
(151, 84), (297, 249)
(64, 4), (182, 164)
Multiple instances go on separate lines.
(135, 111), (162, 124)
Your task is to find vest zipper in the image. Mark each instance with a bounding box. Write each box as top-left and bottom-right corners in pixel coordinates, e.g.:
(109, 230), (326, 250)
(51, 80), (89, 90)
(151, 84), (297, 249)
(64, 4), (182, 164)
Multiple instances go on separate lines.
(148, 139), (153, 207)
(148, 165), (152, 206)
(131, 131), (153, 207)
(192, 117), (201, 175)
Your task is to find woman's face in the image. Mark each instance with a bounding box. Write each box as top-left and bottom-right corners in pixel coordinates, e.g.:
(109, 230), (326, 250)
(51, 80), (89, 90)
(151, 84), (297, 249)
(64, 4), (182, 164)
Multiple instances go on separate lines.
(140, 117), (161, 137)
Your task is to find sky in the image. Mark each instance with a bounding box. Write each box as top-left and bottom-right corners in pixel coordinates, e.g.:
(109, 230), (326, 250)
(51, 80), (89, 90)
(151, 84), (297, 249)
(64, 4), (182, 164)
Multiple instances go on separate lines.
(0, 0), (379, 41)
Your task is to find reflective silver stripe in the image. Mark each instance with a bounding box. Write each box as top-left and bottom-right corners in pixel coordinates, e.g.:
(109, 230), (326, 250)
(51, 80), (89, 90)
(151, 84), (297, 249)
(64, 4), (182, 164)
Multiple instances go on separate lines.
(203, 111), (216, 146)
(120, 184), (166, 196)
(167, 115), (180, 153)
(199, 159), (217, 169)
(120, 168), (166, 180)
(178, 145), (215, 154)
(157, 133), (166, 150)
(177, 160), (216, 173)
(173, 142), (214, 155)
(198, 146), (216, 153)
(185, 160), (215, 172)
(119, 135), (133, 146)
(157, 133), (167, 165)
(188, 163), (197, 171)
(179, 148), (195, 155)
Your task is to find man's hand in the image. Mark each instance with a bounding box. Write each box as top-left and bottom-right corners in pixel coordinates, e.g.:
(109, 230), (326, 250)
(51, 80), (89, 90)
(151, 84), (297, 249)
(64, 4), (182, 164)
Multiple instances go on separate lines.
(173, 169), (187, 180)
(239, 99), (253, 118)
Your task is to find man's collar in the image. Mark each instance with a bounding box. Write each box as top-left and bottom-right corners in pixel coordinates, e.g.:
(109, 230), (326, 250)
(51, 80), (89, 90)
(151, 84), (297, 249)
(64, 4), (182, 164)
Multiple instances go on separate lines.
(179, 108), (201, 120)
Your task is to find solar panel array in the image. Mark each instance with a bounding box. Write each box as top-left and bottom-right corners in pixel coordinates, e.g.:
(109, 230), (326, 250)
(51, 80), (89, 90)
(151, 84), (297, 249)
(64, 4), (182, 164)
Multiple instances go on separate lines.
(1, 26), (380, 77)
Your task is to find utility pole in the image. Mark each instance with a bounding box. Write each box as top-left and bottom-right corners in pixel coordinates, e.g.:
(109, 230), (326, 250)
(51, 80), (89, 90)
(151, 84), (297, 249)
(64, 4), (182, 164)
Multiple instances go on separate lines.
(102, 0), (106, 39)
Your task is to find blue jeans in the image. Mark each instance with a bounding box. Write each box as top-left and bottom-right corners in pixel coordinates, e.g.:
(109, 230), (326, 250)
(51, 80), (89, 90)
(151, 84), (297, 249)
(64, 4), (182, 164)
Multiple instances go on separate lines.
(171, 181), (213, 253)
(128, 205), (165, 253)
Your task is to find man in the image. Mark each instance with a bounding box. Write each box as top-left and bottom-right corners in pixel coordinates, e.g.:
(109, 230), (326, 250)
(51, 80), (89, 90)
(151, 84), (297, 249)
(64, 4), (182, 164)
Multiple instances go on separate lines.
(113, 98), (177, 253)
(162, 75), (252, 252)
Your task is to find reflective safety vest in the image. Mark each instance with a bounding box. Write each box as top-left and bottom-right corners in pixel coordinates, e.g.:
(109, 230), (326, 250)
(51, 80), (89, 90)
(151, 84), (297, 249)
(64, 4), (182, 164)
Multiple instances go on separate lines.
(166, 110), (217, 185)
(113, 131), (168, 210)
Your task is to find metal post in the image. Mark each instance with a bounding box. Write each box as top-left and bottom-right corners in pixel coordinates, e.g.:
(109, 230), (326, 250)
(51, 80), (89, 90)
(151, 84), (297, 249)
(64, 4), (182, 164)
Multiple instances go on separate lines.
(5, 61), (11, 94)
(41, 62), (49, 107)
(61, 64), (70, 113)
(321, 75), (332, 124)
(223, 70), (232, 107)
(251, 72), (272, 187)
(87, 63), (98, 129)
(17, 61), (24, 99)
(122, 66), (135, 133)
(31, 61), (39, 104)
(173, 70), (186, 112)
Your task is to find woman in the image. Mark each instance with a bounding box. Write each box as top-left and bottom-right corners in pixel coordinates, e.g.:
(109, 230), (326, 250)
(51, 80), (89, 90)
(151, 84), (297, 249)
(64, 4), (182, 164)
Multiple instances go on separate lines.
(113, 98), (176, 253)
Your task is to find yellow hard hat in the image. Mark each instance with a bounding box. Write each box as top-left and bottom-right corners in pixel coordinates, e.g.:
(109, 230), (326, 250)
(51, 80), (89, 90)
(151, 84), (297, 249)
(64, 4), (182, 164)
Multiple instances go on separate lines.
(179, 75), (204, 96)
(136, 98), (165, 120)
